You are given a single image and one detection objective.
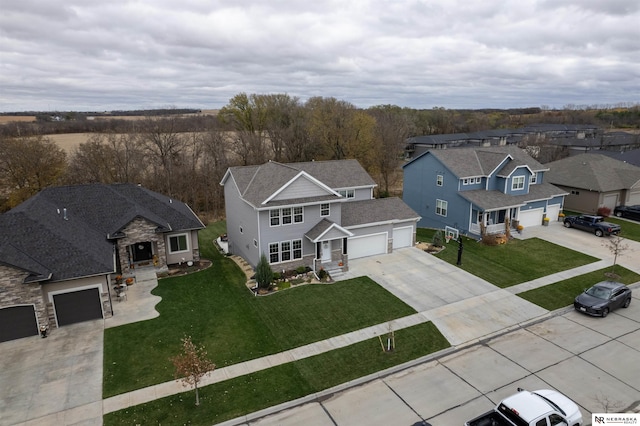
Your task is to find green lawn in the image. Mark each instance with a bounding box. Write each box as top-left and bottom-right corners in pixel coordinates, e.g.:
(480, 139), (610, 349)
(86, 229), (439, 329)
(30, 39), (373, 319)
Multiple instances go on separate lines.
(416, 229), (598, 288)
(518, 266), (640, 311)
(104, 322), (450, 425)
(104, 224), (417, 397)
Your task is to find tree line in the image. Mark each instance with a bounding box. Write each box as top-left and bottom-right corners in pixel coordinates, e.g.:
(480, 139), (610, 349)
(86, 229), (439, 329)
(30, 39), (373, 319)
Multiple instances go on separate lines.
(1, 95), (638, 218)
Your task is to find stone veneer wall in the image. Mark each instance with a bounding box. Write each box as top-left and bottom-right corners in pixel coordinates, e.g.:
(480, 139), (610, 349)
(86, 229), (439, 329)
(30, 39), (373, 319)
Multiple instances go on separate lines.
(116, 218), (167, 273)
(0, 264), (48, 327)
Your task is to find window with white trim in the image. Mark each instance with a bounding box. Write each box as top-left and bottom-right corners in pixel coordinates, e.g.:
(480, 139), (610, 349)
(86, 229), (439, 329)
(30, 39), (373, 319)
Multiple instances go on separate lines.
(281, 241), (291, 261)
(282, 208), (292, 225)
(320, 203), (330, 216)
(254, 239), (258, 247)
(437, 175), (443, 186)
(169, 234), (189, 253)
(338, 189), (355, 198)
(474, 177), (482, 184)
(529, 173), (537, 184)
(462, 178), (469, 185)
(512, 176), (525, 190)
(270, 209), (280, 226)
(268, 239), (303, 264)
(436, 199), (448, 216)
(269, 243), (279, 263)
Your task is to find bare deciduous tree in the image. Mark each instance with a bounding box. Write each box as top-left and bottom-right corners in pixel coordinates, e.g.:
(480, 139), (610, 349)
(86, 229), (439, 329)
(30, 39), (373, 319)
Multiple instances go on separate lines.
(0, 135), (67, 210)
(170, 336), (216, 406)
(603, 235), (629, 279)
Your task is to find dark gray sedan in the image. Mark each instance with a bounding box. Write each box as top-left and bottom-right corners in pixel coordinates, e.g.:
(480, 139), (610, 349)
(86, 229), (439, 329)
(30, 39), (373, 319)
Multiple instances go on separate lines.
(574, 281), (632, 317)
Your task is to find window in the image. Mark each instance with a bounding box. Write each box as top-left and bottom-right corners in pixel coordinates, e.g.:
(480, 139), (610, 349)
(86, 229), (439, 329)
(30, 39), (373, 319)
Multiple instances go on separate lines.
(512, 176), (525, 190)
(529, 173), (538, 184)
(169, 234), (188, 253)
(293, 240), (302, 259)
(282, 208), (292, 225)
(571, 190), (580, 195)
(270, 209), (280, 226)
(462, 178), (469, 185)
(294, 206), (303, 223)
(269, 243), (279, 263)
(320, 203), (330, 216)
(268, 239), (303, 264)
(253, 239), (258, 247)
(338, 189), (355, 198)
(281, 241), (291, 261)
(475, 177), (482, 184)
(437, 175), (443, 186)
(436, 199), (448, 216)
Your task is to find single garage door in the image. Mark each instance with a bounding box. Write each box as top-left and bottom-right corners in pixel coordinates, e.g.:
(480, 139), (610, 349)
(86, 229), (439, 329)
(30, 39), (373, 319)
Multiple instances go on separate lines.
(348, 233), (387, 259)
(53, 288), (103, 326)
(519, 208), (544, 228)
(392, 227), (413, 249)
(629, 190), (640, 205)
(0, 305), (38, 342)
(546, 204), (561, 222)
(603, 193), (619, 211)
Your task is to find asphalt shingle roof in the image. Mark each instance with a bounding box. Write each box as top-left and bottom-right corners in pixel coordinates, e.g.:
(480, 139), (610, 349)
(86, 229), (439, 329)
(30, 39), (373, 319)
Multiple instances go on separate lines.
(459, 183), (569, 211)
(418, 145), (547, 178)
(545, 154), (640, 192)
(226, 160), (377, 207)
(0, 183), (204, 283)
(341, 197), (420, 227)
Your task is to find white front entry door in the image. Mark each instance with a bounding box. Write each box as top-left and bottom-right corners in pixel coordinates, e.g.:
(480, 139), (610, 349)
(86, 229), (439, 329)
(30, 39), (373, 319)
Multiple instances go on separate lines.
(321, 241), (331, 262)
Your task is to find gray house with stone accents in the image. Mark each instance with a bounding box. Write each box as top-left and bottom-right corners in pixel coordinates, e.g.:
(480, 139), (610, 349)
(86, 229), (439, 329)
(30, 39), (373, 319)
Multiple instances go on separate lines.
(220, 159), (420, 275)
(0, 183), (204, 343)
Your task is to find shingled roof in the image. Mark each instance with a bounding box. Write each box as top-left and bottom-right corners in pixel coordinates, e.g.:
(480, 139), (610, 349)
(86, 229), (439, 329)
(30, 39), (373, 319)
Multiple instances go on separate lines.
(546, 154), (640, 192)
(0, 183), (204, 283)
(222, 159), (377, 207)
(414, 146), (548, 178)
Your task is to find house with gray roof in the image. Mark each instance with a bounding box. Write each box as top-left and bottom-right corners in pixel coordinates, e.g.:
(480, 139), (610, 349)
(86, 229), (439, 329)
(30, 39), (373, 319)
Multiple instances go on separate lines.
(545, 154), (640, 214)
(220, 160), (420, 274)
(0, 183), (204, 343)
(403, 146), (567, 237)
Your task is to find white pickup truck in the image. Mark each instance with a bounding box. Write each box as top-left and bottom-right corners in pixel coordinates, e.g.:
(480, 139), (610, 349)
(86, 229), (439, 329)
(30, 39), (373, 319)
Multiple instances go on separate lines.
(465, 388), (583, 426)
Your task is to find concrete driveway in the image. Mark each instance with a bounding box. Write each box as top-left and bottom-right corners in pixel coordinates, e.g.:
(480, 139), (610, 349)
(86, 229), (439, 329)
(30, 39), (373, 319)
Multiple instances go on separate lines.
(341, 246), (549, 346)
(0, 320), (104, 426)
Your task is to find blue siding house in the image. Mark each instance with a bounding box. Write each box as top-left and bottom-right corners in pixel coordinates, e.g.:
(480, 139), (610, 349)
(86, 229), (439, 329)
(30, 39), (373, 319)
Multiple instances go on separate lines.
(403, 146), (567, 236)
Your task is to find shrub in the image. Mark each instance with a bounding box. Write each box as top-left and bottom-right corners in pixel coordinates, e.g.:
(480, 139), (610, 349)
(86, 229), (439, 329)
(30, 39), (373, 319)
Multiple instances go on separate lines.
(318, 268), (327, 280)
(432, 230), (444, 247)
(597, 206), (611, 217)
(272, 272), (281, 281)
(255, 254), (273, 289)
(296, 266), (307, 274)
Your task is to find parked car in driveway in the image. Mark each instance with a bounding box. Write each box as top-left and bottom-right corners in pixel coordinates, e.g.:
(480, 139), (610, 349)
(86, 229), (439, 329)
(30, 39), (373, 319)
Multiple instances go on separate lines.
(614, 205), (640, 221)
(574, 281), (632, 317)
(563, 214), (621, 237)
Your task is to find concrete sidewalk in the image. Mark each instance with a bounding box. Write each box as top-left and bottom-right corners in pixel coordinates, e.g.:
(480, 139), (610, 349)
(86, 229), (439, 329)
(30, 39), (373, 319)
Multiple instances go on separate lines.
(101, 252), (617, 415)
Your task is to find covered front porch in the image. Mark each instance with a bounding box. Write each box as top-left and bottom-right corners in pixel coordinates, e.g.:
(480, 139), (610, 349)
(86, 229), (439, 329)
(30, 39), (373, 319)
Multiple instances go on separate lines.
(305, 219), (353, 275)
(469, 206), (520, 236)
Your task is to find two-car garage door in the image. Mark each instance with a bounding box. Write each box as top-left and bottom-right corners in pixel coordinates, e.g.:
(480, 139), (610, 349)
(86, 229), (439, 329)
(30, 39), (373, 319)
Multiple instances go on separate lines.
(348, 233), (387, 259)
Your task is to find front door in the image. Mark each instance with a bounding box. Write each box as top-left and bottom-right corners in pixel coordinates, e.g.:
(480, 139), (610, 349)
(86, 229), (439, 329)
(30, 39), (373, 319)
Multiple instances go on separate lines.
(321, 241), (331, 262)
(132, 242), (153, 262)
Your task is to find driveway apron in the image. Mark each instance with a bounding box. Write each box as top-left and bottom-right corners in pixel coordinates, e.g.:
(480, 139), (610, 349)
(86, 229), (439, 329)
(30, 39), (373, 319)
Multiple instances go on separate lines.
(341, 247), (548, 346)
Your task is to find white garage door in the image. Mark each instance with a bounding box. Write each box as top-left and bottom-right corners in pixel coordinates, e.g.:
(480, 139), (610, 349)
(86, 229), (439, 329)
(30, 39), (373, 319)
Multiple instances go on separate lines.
(546, 204), (561, 222)
(348, 233), (387, 259)
(629, 190), (640, 205)
(519, 208), (544, 228)
(603, 193), (619, 211)
(393, 227), (413, 249)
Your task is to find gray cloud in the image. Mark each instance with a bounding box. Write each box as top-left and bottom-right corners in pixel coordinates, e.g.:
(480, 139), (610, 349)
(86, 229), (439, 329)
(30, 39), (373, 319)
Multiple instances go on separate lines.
(1, 0), (639, 111)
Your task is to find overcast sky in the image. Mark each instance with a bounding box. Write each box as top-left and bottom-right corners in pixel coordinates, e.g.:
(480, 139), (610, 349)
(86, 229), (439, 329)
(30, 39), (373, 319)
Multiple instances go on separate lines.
(1, 0), (639, 112)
